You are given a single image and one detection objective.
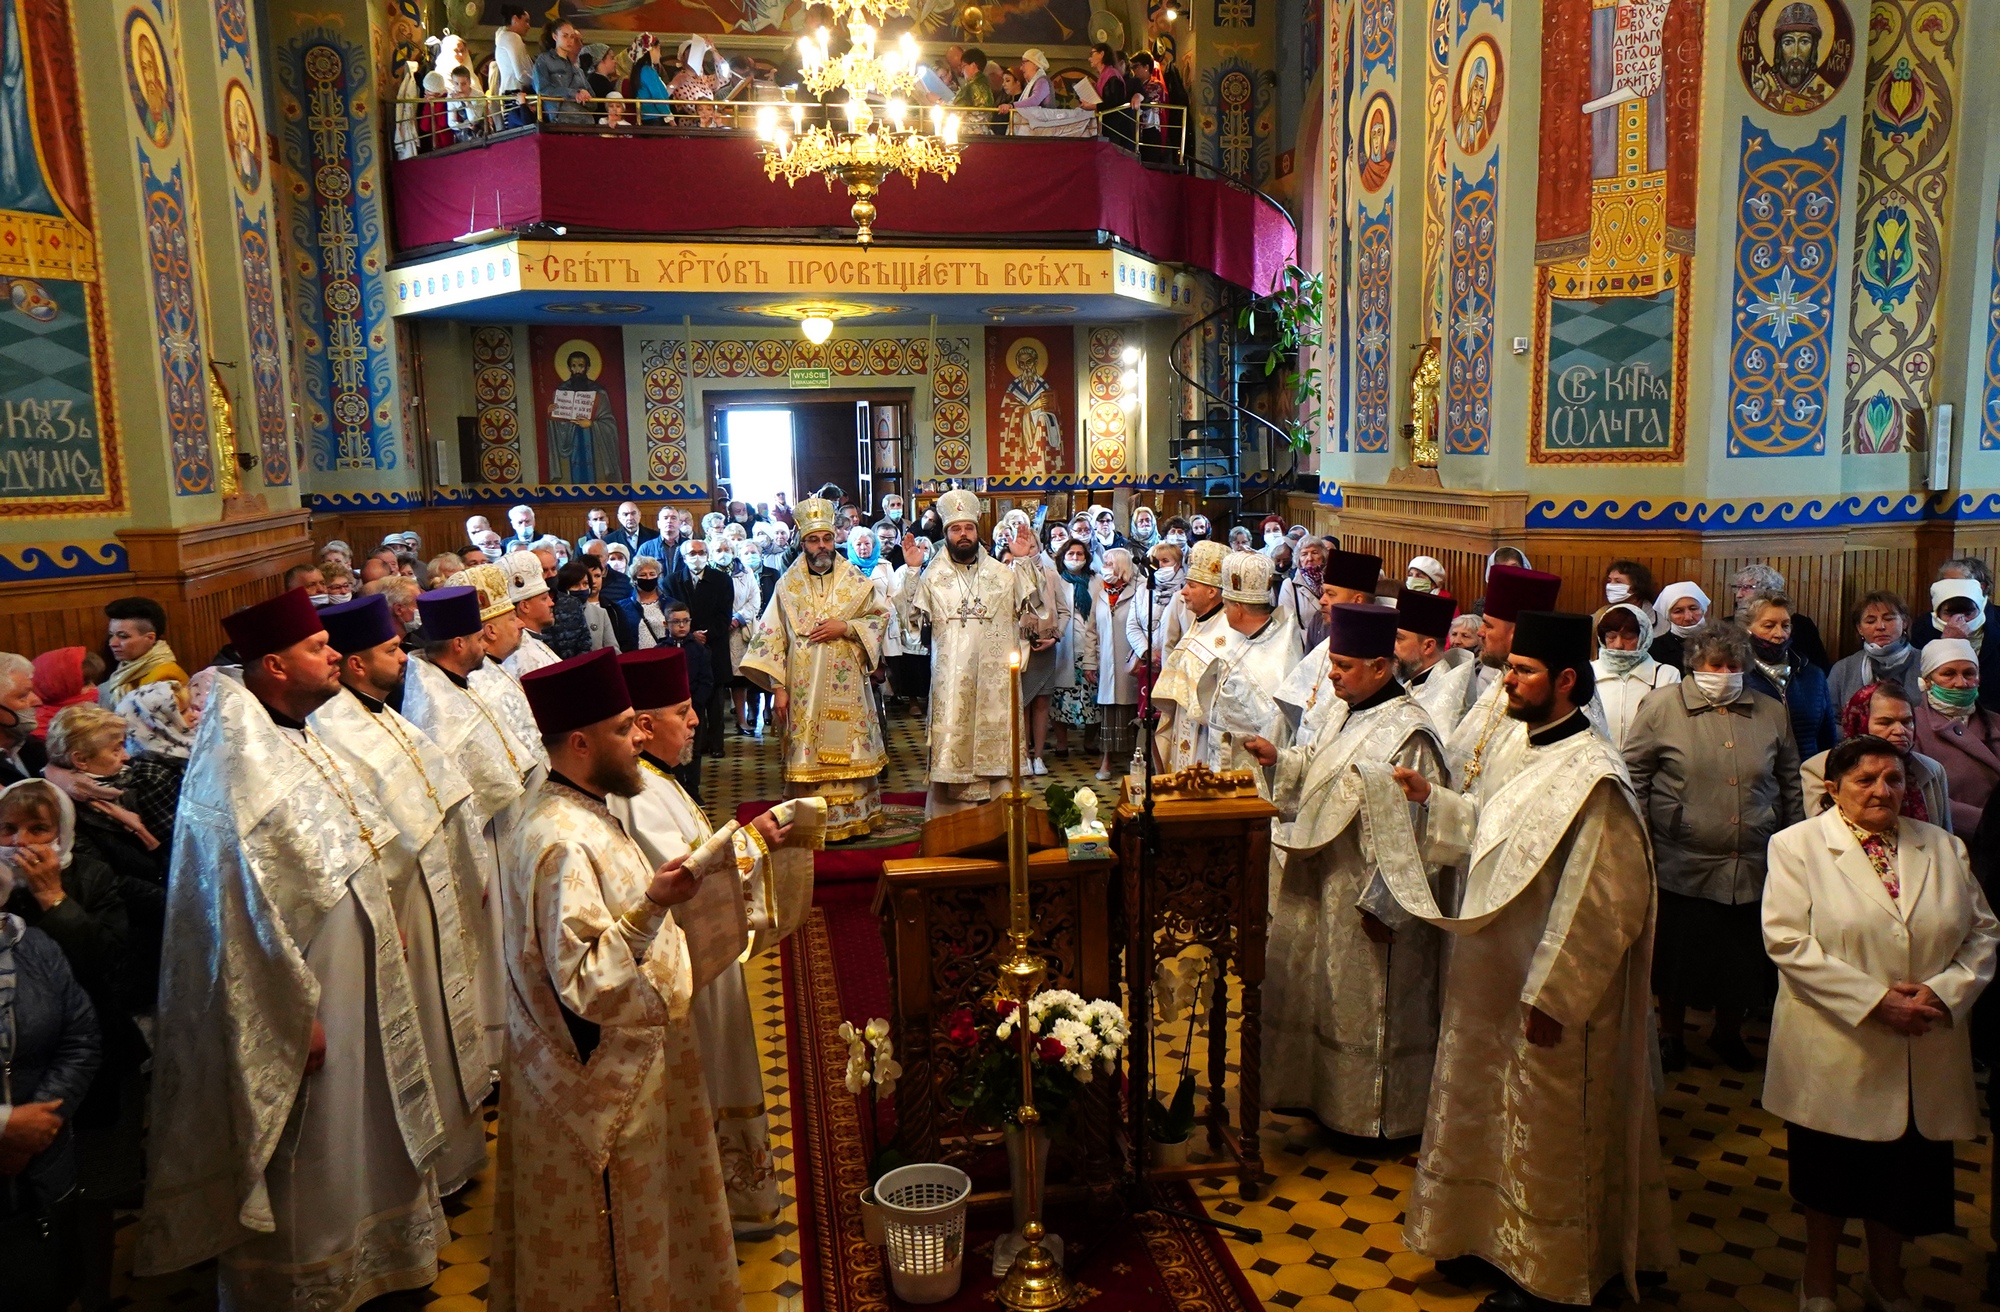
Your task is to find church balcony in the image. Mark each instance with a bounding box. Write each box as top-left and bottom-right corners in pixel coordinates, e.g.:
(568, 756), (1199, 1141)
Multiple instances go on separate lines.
(386, 101), (1293, 297)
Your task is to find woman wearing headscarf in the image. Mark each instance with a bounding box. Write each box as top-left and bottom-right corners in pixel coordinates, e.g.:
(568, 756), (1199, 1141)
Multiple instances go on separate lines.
(1912, 638), (1999, 836)
(1801, 682), (1951, 831)
(1087, 507), (1126, 570)
(1127, 505), (1160, 551)
(1007, 511), (1071, 775)
(1051, 537), (1101, 756)
(1590, 602), (1680, 750)
(728, 538), (766, 735)
(30, 649), (103, 741)
(1277, 538), (1328, 656)
(1187, 513), (1213, 545)
(1090, 547), (1140, 780)
(885, 535), (933, 717)
(1402, 555), (1451, 600)
(0, 779), (101, 1312)
(1651, 581), (1710, 672)
(113, 681), (195, 853)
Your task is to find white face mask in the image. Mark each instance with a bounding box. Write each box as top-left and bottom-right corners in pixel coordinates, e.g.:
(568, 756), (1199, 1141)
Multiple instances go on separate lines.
(685, 552), (709, 572)
(1404, 573), (1435, 594)
(1691, 671), (1743, 703)
(1939, 607), (1987, 636)
(1605, 582), (1631, 603)
(1166, 532), (1186, 545)
(1263, 530), (1283, 547)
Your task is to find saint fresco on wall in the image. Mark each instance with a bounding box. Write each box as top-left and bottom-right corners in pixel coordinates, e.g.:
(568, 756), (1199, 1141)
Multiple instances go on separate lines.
(1738, 0), (1853, 116)
(1529, 0), (1702, 465)
(1358, 92), (1395, 193)
(986, 327), (1074, 480)
(529, 326), (630, 484)
(1449, 35), (1501, 155)
(0, 0), (118, 509)
(123, 9), (175, 149)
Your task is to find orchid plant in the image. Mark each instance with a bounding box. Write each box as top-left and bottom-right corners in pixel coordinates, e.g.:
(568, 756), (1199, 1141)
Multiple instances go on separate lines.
(843, 1018), (908, 1182)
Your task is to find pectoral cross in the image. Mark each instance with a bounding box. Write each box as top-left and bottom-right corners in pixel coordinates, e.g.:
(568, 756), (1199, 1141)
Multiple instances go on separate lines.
(949, 594), (991, 626)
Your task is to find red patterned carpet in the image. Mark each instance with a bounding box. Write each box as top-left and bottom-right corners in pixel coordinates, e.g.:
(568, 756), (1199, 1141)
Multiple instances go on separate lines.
(780, 907), (1262, 1311)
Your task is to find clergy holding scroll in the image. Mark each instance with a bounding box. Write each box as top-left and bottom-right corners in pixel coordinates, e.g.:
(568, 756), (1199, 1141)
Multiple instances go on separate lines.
(605, 646), (817, 1236)
(740, 494), (891, 840)
(137, 588), (449, 1310)
(1241, 601), (1449, 1140)
(1385, 611), (1672, 1308)
(312, 593), (495, 1196)
(490, 646), (744, 1310)
(893, 488), (1049, 817)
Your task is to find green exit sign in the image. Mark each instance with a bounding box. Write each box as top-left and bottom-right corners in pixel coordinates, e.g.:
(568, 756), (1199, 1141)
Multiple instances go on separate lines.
(789, 367), (832, 389)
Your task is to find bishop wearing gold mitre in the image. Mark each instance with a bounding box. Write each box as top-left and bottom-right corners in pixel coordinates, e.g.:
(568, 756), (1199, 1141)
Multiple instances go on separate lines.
(739, 494), (892, 840)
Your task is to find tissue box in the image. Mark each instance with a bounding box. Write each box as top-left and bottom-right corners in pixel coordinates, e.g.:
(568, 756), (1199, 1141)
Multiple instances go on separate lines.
(1064, 822), (1111, 862)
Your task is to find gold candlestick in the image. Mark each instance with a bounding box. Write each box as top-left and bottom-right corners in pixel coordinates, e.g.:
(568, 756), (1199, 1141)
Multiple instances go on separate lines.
(998, 651), (1070, 1310)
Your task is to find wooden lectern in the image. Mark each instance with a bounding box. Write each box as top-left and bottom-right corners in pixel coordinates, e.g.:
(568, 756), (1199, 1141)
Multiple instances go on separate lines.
(877, 796), (1113, 1169)
(1117, 767), (1278, 1199)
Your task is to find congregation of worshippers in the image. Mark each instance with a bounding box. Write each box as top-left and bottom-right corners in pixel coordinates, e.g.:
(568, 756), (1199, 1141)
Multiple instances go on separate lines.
(5, 486), (2000, 1312)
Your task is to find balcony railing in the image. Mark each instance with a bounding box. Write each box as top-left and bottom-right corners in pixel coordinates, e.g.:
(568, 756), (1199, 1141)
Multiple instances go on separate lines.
(391, 93), (1189, 168)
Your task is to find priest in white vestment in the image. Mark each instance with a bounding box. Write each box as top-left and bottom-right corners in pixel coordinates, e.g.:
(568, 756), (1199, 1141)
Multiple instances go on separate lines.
(498, 550), (561, 678)
(1172, 551), (1298, 783)
(491, 646), (742, 1311)
(1384, 611), (1672, 1307)
(1273, 548), (1383, 751)
(1395, 586), (1478, 737)
(137, 588), (447, 1311)
(739, 495), (891, 839)
(893, 489), (1048, 817)
(605, 647), (817, 1234)
(1442, 565), (1571, 802)
(401, 578), (547, 1065)
(1243, 602), (1448, 1138)
(312, 593), (494, 1194)
(1153, 540), (1231, 770)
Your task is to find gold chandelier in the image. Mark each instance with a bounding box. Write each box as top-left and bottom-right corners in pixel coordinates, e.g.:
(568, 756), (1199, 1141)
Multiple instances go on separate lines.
(758, 15), (963, 245)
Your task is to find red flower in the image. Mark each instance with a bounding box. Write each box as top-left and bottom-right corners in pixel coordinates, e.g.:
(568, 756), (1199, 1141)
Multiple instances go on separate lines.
(997, 999), (1020, 1020)
(946, 1008), (978, 1046)
(1037, 1036), (1066, 1064)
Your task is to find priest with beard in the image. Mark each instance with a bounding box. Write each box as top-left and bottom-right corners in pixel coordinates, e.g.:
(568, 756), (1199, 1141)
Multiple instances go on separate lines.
(1441, 565), (1569, 804)
(136, 588), (448, 1309)
(739, 495), (892, 839)
(893, 489), (1048, 817)
(1241, 602), (1448, 1140)
(604, 647), (818, 1235)
(1152, 539), (1231, 770)
(400, 579), (545, 1065)
(1275, 548), (1383, 751)
(492, 647), (743, 1310)
(1384, 611), (1671, 1308)
(310, 594), (494, 1196)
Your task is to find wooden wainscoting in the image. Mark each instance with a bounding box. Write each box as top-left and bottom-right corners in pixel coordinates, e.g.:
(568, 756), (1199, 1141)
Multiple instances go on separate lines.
(0, 510), (314, 667)
(1326, 484), (1992, 661)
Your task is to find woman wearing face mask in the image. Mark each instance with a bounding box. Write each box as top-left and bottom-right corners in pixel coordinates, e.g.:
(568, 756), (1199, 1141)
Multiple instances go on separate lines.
(1050, 539), (1101, 758)
(0, 778), (105, 1312)
(1402, 555), (1451, 600)
(1128, 505), (1160, 550)
(1161, 515), (1191, 547)
(1009, 513), (1071, 775)
(1828, 591), (1922, 717)
(1600, 558), (1656, 612)
(1591, 603), (1680, 750)
(1258, 515), (1287, 555)
(1187, 514), (1213, 545)
(1045, 524), (1071, 558)
(1801, 682), (1951, 829)
(1911, 639), (1999, 835)
(1650, 581), (1709, 672)
(1278, 539), (1329, 655)
(1743, 590), (1838, 758)
(1927, 579), (2000, 716)
(885, 536), (932, 718)
(1090, 548), (1141, 781)
(619, 558), (671, 648)
(729, 542), (766, 736)
(1623, 620), (1804, 1072)
(1128, 540), (1186, 681)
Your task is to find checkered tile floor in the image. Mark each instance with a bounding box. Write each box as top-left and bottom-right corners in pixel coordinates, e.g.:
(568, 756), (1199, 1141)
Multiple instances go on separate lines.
(108, 698), (2000, 1309)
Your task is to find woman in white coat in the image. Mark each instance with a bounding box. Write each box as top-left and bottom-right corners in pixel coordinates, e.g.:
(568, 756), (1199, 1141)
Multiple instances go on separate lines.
(1763, 734), (1999, 1312)
(1091, 547), (1139, 780)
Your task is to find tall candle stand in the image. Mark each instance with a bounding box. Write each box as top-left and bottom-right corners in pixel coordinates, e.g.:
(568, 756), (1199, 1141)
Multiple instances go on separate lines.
(997, 650), (1071, 1310)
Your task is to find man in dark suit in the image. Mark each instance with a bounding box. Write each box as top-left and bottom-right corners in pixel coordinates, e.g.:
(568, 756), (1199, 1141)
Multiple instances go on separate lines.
(604, 500), (658, 555)
(0, 652), (46, 784)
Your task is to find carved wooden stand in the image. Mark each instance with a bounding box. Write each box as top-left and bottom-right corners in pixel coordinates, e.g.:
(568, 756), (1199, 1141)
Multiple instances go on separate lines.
(1117, 773), (1277, 1201)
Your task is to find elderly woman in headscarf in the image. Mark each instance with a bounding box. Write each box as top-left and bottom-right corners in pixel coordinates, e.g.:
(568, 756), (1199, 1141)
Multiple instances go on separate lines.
(0, 777), (104, 1312)
(1591, 601), (1680, 750)
(1651, 581), (1711, 673)
(1051, 535), (1101, 758)
(1802, 681), (1951, 830)
(1005, 510), (1070, 774)
(1277, 537), (1328, 655)
(846, 524), (891, 592)
(1128, 505), (1160, 551)
(1090, 547), (1141, 780)
(1402, 554), (1451, 600)
(1913, 638), (2000, 836)
(30, 649), (104, 741)
(114, 681), (195, 852)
